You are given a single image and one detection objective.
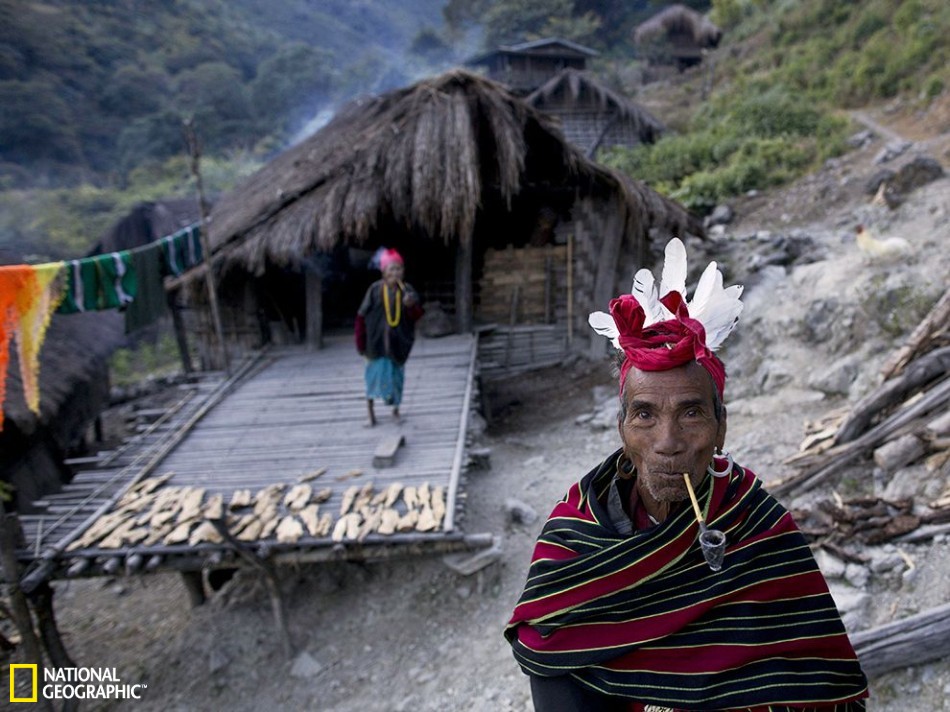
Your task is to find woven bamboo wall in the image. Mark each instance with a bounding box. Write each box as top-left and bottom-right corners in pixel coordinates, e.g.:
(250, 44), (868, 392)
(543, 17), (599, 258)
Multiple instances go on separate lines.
(477, 244), (568, 325)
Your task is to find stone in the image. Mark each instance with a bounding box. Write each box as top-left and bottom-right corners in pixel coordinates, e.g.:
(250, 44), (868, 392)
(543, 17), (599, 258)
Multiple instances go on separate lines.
(443, 535), (503, 576)
(890, 156), (945, 194)
(807, 353), (859, 395)
(814, 549), (846, 579)
(209, 648), (230, 674)
(504, 498), (539, 526)
(844, 562), (870, 588)
(290, 651), (324, 678)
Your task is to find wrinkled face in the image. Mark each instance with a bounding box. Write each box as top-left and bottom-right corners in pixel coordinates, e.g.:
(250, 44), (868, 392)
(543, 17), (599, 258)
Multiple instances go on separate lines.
(383, 262), (404, 285)
(618, 362), (726, 504)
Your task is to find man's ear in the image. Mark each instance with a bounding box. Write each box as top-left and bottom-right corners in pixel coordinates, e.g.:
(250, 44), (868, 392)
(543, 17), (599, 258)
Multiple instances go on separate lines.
(716, 406), (728, 450)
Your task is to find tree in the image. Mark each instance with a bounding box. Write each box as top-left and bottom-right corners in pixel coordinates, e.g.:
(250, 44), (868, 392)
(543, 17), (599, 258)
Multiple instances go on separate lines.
(250, 43), (336, 136)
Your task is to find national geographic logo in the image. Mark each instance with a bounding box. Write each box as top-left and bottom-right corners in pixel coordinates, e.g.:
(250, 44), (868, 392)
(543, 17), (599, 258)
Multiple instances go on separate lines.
(9, 665), (147, 703)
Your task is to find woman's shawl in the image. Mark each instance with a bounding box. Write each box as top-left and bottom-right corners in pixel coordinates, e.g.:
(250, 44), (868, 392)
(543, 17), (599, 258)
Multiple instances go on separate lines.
(505, 451), (869, 710)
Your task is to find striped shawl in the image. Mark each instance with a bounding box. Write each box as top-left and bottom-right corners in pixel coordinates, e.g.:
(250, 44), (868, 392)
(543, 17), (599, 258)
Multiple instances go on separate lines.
(505, 450), (869, 710)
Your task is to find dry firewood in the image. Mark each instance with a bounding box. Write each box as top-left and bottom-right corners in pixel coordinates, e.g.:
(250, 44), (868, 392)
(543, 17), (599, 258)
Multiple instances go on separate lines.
(283, 484), (312, 511)
(403, 486), (418, 510)
(358, 508), (382, 541)
(229, 489), (253, 509)
(188, 520), (223, 546)
(377, 508), (400, 535)
(259, 514), (281, 539)
(415, 505), (438, 532)
(335, 469), (363, 481)
(99, 519), (147, 549)
(203, 493), (224, 520)
(340, 485), (359, 515)
(313, 487), (332, 503)
(276, 516), (304, 544)
(417, 483), (431, 510)
(237, 518), (263, 542)
(431, 486), (446, 524)
(178, 487), (206, 522)
(298, 505), (322, 536)
(298, 466), (327, 482)
(164, 520), (196, 545)
(396, 510), (419, 532)
(253, 485), (284, 515)
(67, 511), (126, 550)
(316, 513), (333, 537)
(332, 512), (361, 542)
(879, 288), (950, 380)
(383, 483), (402, 508)
(353, 483), (375, 512)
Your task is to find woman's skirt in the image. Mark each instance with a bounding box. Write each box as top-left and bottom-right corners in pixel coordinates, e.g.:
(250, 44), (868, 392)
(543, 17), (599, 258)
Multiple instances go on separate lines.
(364, 356), (405, 406)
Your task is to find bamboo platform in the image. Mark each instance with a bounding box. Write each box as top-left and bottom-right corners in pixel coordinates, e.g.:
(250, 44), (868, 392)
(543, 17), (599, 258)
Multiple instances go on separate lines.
(15, 333), (487, 585)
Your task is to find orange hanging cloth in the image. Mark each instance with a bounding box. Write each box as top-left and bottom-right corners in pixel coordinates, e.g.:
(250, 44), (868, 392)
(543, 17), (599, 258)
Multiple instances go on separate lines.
(15, 263), (66, 414)
(0, 265), (35, 428)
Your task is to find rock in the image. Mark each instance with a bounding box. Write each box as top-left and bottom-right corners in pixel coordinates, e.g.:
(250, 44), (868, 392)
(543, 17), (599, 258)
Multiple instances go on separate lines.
(890, 155), (945, 194)
(807, 353), (860, 395)
(815, 549), (846, 579)
(867, 548), (904, 574)
(467, 447), (492, 470)
(873, 139), (913, 165)
(827, 584), (871, 630)
(800, 298), (842, 345)
(705, 204), (735, 227)
(290, 651), (324, 678)
(844, 563), (870, 588)
(848, 129), (874, 148)
(865, 169), (896, 195)
(504, 498), (538, 526)
(882, 466), (928, 499)
(209, 648), (230, 674)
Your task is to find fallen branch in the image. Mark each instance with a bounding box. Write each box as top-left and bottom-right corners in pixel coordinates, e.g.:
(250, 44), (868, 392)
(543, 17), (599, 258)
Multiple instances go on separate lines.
(879, 287), (950, 380)
(852, 602), (950, 677)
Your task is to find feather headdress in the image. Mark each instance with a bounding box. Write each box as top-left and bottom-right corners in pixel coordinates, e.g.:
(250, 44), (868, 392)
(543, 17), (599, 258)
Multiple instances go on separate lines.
(588, 238), (743, 395)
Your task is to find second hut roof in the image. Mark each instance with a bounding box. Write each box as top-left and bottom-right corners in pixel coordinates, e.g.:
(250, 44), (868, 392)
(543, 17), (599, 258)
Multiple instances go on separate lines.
(526, 68), (666, 144)
(633, 4), (723, 47)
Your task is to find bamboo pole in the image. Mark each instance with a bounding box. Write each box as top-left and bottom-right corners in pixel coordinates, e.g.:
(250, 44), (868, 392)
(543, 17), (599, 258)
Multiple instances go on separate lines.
(183, 118), (230, 375)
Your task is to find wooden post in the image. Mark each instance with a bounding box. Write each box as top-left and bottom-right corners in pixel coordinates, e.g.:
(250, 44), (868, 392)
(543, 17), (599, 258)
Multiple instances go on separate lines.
(455, 236), (473, 333)
(0, 505), (54, 711)
(183, 119), (230, 375)
(566, 232), (574, 348)
(305, 268), (323, 350)
(167, 287), (193, 373)
(30, 581), (76, 670)
(589, 205), (624, 359)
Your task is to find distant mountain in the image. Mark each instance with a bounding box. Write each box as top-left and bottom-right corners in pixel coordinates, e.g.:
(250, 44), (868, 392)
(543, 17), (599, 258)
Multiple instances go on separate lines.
(0, 0), (447, 188)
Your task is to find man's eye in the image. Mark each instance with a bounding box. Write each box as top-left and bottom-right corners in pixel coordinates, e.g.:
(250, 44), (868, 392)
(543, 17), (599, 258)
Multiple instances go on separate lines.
(634, 410), (652, 420)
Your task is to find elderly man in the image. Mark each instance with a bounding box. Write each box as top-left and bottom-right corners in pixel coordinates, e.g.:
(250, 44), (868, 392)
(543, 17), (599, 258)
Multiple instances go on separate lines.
(505, 239), (868, 711)
(355, 248), (423, 426)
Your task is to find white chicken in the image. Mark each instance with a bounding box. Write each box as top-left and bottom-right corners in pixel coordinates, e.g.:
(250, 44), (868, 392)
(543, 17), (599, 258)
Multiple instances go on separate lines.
(855, 224), (910, 259)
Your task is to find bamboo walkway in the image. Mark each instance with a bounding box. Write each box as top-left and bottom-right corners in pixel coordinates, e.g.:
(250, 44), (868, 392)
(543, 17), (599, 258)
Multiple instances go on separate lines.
(15, 333), (485, 584)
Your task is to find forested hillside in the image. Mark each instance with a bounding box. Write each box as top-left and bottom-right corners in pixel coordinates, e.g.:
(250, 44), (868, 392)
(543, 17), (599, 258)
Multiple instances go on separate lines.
(0, 0), (947, 260)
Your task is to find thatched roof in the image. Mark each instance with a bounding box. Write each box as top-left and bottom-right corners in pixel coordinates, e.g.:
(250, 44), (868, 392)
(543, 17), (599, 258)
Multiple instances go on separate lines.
(466, 38), (599, 65)
(2, 311), (123, 435)
(526, 69), (665, 144)
(201, 69), (700, 277)
(91, 199), (200, 255)
(633, 4), (722, 47)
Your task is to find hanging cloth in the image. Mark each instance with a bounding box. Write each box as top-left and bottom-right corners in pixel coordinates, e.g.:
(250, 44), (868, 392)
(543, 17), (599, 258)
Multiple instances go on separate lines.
(161, 224), (203, 277)
(124, 241), (168, 333)
(0, 266), (33, 427)
(15, 263), (66, 413)
(58, 251), (136, 313)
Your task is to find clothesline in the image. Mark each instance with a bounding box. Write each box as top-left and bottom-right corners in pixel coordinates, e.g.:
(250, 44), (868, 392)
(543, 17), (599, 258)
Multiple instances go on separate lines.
(0, 223), (204, 428)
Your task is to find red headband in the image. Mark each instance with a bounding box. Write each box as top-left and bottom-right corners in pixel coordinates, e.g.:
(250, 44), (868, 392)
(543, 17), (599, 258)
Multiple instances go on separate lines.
(380, 248), (403, 271)
(611, 293), (726, 398)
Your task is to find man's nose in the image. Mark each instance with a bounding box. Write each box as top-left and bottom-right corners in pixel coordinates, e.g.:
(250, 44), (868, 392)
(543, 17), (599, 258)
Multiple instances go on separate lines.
(652, 417), (684, 456)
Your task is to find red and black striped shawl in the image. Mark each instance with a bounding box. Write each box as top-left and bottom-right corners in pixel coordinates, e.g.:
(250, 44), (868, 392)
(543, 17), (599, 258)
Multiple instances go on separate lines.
(505, 450), (869, 710)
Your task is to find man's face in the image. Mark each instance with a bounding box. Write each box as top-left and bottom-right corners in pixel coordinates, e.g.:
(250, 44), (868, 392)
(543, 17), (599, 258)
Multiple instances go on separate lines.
(618, 362), (726, 504)
(383, 262), (404, 284)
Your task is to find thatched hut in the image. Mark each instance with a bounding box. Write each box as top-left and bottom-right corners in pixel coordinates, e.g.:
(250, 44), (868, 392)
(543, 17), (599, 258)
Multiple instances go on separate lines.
(171, 69), (702, 370)
(465, 38), (599, 95)
(633, 4), (722, 70)
(526, 68), (665, 157)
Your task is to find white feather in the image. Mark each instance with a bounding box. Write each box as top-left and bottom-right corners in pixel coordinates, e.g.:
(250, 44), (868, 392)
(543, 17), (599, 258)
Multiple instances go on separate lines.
(588, 237), (744, 351)
(587, 311), (620, 349)
(659, 237), (687, 299)
(687, 260), (720, 318)
(631, 268), (670, 326)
